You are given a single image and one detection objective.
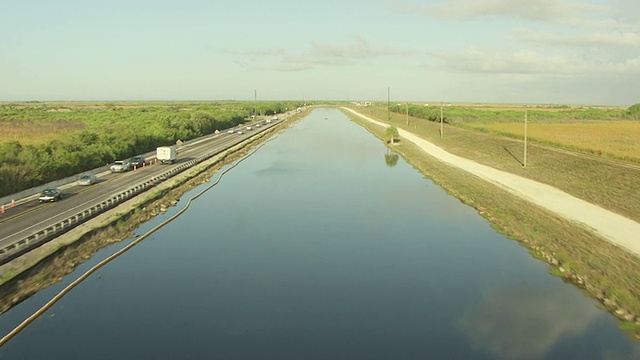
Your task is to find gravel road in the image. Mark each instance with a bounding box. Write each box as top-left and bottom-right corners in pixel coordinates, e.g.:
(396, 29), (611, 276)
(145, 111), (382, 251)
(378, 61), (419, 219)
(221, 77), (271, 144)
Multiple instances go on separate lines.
(344, 108), (640, 258)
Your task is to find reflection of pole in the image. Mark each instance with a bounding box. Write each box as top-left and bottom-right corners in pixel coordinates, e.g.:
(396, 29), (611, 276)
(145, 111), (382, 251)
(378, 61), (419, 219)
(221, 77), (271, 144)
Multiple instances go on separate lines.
(524, 110), (528, 168)
(440, 103), (444, 138)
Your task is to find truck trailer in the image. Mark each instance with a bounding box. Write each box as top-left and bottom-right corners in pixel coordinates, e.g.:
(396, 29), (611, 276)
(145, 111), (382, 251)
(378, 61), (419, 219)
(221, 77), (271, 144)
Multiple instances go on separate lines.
(156, 146), (177, 164)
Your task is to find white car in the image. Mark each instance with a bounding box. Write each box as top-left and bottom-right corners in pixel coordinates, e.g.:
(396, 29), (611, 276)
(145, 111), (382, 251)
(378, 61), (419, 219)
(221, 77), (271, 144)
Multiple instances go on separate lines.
(236, 131), (243, 135)
(110, 160), (132, 173)
(78, 173), (97, 186)
(228, 129), (235, 133)
(246, 126), (252, 131)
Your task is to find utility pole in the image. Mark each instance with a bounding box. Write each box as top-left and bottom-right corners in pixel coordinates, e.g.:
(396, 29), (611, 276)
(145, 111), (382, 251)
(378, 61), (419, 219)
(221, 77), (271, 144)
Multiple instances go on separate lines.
(524, 109), (528, 168)
(406, 102), (409, 126)
(440, 103), (444, 138)
(387, 86), (390, 121)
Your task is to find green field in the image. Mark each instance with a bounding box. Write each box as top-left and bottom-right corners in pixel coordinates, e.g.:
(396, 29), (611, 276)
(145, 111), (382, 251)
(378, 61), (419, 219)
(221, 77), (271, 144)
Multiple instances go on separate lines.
(0, 101), (305, 197)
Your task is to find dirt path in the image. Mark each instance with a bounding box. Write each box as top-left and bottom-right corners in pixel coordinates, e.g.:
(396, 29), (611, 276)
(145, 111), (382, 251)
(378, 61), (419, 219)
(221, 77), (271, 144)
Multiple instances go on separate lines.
(344, 108), (640, 258)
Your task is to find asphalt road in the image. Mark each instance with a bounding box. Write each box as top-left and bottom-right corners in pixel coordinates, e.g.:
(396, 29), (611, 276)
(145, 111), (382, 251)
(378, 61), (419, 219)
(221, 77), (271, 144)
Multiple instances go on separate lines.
(0, 117), (284, 253)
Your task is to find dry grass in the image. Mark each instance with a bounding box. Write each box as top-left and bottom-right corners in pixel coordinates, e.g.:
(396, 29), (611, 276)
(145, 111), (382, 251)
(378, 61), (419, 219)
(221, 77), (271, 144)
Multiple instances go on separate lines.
(0, 120), (85, 145)
(344, 107), (640, 337)
(465, 121), (640, 161)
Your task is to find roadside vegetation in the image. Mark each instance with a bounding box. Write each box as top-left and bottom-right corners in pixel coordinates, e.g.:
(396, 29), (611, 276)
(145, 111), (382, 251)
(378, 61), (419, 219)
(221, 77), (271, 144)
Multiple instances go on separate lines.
(0, 101), (305, 197)
(0, 107), (310, 313)
(345, 104), (640, 338)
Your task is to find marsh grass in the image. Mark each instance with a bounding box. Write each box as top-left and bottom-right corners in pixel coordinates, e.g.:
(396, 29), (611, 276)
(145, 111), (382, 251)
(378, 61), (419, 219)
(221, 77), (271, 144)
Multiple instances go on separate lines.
(0, 120), (86, 145)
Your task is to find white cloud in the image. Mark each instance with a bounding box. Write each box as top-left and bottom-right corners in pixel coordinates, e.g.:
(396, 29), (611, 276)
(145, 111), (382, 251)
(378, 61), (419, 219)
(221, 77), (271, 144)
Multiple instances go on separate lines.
(514, 29), (640, 47)
(436, 47), (640, 75)
(226, 36), (417, 72)
(413, 0), (608, 25)
(459, 285), (601, 360)
(309, 36), (416, 59)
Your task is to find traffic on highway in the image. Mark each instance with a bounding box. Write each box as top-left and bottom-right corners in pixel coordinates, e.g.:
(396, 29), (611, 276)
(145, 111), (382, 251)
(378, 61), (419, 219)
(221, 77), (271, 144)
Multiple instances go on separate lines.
(0, 115), (288, 264)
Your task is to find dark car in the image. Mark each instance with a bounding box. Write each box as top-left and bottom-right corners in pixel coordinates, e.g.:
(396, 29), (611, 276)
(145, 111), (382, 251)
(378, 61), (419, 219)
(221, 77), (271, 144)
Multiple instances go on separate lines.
(39, 187), (62, 202)
(130, 156), (145, 168)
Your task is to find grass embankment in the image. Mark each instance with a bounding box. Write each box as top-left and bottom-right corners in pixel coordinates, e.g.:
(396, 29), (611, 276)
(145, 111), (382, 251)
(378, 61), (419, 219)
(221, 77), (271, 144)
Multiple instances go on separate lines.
(344, 106), (640, 339)
(0, 110), (309, 314)
(363, 106), (640, 224)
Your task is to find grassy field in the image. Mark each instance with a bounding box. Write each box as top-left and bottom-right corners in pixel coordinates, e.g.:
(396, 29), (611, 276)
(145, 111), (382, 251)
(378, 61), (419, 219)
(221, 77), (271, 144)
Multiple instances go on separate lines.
(0, 120), (86, 145)
(462, 121), (640, 161)
(345, 106), (640, 338)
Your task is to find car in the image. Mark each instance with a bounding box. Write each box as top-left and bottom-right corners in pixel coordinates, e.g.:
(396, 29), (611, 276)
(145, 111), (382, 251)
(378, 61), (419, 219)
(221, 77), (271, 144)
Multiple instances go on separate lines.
(78, 173), (97, 186)
(130, 156), (145, 168)
(236, 131), (243, 135)
(246, 126), (252, 130)
(110, 160), (132, 173)
(228, 129), (235, 133)
(39, 187), (62, 202)
(255, 123), (261, 127)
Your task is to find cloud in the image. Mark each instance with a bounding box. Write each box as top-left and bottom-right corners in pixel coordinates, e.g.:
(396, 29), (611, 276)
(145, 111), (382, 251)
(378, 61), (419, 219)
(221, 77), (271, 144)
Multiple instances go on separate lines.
(412, 0), (608, 25)
(435, 47), (640, 75)
(309, 36), (415, 59)
(226, 36), (417, 72)
(458, 284), (601, 360)
(514, 29), (640, 47)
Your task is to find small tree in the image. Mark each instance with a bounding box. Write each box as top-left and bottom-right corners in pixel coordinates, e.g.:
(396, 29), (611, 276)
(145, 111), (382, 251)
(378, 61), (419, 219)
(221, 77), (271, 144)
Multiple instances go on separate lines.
(385, 126), (399, 144)
(627, 103), (640, 120)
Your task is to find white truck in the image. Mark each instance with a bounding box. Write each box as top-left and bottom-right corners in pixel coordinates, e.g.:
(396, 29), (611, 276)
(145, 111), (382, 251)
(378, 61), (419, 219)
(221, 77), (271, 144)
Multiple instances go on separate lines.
(156, 146), (177, 164)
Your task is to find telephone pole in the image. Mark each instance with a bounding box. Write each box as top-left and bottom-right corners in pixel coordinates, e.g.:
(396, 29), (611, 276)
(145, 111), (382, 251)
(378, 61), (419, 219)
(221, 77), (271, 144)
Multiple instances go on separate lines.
(523, 110), (528, 168)
(387, 86), (390, 121)
(440, 103), (444, 138)
(406, 102), (409, 126)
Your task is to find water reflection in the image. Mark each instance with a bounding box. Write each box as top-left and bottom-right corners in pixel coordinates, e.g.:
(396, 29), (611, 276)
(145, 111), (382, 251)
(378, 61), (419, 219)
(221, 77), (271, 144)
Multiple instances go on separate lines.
(459, 284), (600, 359)
(0, 108), (637, 359)
(384, 151), (399, 167)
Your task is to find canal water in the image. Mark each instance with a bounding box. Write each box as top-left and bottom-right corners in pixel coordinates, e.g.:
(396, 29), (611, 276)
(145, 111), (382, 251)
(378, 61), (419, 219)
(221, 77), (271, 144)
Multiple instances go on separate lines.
(0, 108), (638, 359)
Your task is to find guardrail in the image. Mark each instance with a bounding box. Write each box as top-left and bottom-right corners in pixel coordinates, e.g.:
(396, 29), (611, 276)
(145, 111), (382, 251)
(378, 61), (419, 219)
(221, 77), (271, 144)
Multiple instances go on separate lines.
(0, 149), (211, 265)
(0, 115), (289, 265)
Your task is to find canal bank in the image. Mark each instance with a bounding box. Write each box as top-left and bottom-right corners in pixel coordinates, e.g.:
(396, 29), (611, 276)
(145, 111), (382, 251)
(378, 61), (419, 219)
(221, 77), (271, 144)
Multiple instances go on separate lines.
(1, 107), (637, 359)
(0, 109), (310, 315)
(342, 107), (640, 339)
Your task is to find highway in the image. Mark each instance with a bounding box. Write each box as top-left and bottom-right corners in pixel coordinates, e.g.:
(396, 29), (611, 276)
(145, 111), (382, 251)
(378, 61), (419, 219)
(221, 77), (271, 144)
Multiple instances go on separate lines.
(0, 116), (286, 261)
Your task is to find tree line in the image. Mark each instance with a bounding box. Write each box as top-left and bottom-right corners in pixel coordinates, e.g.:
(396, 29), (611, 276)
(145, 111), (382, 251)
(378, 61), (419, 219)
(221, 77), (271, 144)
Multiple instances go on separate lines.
(0, 101), (301, 197)
(388, 103), (639, 124)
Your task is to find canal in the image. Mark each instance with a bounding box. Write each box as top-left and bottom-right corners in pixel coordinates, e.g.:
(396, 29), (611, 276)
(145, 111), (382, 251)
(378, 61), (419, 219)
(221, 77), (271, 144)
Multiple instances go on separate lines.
(0, 107), (638, 359)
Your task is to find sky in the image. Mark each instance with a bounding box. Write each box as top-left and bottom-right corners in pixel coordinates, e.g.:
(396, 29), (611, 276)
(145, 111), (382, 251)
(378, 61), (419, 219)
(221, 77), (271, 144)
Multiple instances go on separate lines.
(1, 0), (638, 105)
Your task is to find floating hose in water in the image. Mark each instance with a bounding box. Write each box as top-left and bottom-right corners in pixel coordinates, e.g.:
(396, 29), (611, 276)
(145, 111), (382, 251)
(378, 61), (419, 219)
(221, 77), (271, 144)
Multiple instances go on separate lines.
(0, 136), (277, 347)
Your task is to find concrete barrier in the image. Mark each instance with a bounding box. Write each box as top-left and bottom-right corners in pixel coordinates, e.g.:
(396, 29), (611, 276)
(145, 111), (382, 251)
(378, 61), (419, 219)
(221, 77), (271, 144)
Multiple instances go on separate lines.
(0, 146), (222, 264)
